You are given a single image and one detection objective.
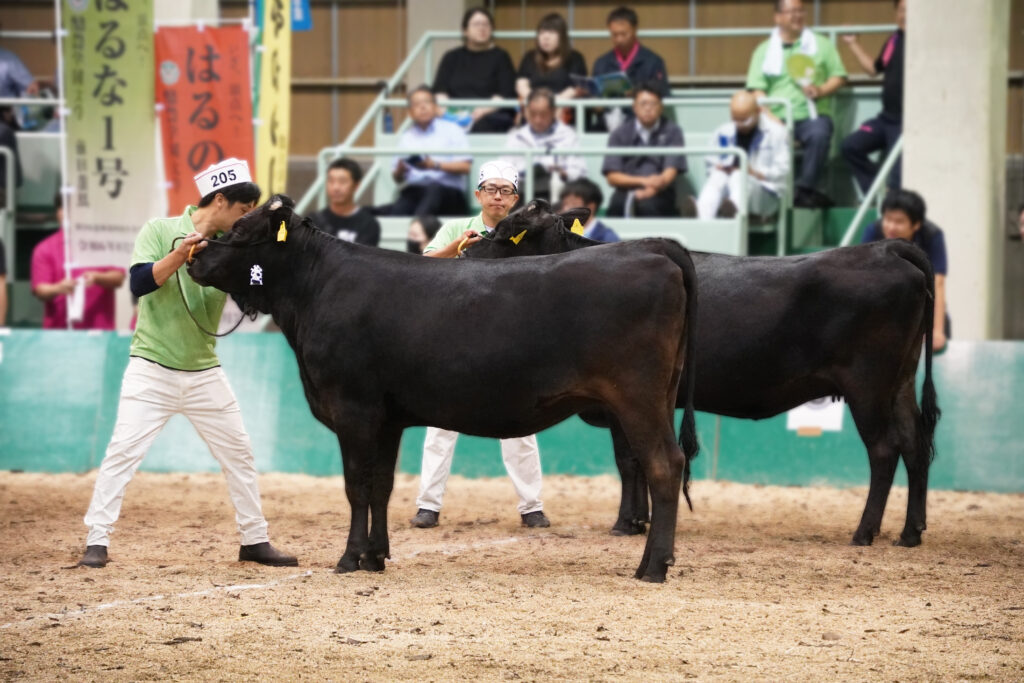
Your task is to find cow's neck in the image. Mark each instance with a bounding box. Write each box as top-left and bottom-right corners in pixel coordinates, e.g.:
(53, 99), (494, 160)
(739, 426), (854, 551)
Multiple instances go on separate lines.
(264, 228), (330, 340)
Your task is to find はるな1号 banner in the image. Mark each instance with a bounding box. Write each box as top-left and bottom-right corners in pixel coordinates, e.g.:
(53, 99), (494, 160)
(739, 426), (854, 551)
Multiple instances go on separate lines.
(256, 0), (291, 202)
(155, 25), (254, 215)
(62, 0), (158, 269)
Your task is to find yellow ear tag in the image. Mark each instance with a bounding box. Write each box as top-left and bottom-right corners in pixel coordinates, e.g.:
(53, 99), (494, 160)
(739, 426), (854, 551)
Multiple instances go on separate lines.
(276, 220), (288, 242)
(570, 218), (585, 235)
(509, 229), (527, 245)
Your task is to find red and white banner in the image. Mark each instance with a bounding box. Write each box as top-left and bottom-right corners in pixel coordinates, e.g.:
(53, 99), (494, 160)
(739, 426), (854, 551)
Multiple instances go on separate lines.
(155, 25), (254, 215)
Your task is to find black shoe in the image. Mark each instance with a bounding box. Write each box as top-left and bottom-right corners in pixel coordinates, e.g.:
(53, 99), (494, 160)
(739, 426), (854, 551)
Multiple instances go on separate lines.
(794, 187), (834, 209)
(521, 511), (551, 528)
(78, 545), (108, 568)
(238, 542), (298, 567)
(410, 509), (439, 528)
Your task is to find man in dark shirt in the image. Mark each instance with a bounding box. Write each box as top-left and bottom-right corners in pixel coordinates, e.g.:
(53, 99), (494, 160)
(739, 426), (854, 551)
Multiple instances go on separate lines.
(840, 0), (905, 195)
(311, 157), (381, 246)
(588, 6), (669, 132)
(861, 188), (949, 351)
(601, 83), (686, 217)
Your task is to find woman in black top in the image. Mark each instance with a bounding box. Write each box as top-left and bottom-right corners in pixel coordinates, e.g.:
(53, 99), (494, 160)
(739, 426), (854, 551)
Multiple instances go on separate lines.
(515, 13), (587, 106)
(432, 7), (517, 133)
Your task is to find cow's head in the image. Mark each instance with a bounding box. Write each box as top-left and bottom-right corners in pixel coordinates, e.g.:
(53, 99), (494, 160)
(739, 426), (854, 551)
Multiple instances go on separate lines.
(187, 194), (304, 314)
(465, 199), (592, 259)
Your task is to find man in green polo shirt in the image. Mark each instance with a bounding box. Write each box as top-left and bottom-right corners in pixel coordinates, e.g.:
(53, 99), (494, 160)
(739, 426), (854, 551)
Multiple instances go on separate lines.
(746, 0), (847, 209)
(78, 158), (297, 569)
(411, 160), (551, 530)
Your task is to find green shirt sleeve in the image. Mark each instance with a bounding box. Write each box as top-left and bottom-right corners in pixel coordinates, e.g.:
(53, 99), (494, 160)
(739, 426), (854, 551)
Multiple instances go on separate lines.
(817, 35), (847, 80)
(423, 221), (463, 254)
(745, 41), (769, 91)
(130, 220), (167, 266)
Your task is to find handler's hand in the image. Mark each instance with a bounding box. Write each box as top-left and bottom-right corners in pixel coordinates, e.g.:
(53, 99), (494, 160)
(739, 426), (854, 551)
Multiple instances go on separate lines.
(178, 232), (208, 259)
(459, 229), (483, 248)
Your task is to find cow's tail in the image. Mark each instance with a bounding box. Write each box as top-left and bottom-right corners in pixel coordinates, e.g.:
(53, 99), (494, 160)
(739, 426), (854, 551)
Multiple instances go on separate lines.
(892, 241), (941, 463)
(662, 240), (700, 511)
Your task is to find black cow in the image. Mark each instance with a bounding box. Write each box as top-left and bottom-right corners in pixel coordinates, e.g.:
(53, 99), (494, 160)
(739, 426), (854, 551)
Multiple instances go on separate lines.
(466, 199), (940, 548)
(187, 196), (698, 583)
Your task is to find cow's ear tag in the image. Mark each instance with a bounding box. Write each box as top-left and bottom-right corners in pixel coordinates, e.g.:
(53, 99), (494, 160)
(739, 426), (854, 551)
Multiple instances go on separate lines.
(509, 229), (527, 245)
(570, 218), (585, 235)
(276, 220), (288, 242)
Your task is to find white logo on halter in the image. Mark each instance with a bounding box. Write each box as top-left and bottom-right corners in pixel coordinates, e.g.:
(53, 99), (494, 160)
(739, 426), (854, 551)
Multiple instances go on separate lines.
(249, 265), (264, 286)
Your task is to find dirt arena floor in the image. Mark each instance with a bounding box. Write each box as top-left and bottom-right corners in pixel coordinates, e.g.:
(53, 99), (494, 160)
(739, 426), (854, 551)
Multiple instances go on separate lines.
(0, 471), (1021, 681)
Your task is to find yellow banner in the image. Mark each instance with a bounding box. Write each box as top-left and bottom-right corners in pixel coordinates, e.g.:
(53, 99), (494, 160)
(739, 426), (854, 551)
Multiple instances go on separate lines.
(256, 0), (291, 202)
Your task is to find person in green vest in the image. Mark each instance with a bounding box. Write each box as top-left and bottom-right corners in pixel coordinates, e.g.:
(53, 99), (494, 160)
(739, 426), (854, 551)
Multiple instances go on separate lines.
(410, 160), (550, 530)
(77, 158), (297, 569)
(746, 0), (847, 209)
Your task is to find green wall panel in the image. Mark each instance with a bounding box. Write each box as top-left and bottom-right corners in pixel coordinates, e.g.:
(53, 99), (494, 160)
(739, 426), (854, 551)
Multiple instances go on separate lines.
(1, 332), (1021, 493)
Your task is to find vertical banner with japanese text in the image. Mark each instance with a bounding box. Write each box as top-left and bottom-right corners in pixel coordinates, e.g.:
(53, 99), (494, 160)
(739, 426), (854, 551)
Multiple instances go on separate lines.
(62, 0), (158, 269)
(256, 0), (291, 202)
(155, 26), (254, 215)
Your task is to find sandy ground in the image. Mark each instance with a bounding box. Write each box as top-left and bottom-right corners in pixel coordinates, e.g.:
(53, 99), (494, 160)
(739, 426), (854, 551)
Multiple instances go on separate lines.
(0, 471), (1021, 681)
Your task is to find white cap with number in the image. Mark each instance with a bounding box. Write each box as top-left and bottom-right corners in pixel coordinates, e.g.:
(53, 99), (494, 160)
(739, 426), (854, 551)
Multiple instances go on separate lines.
(477, 160), (518, 192)
(194, 158), (252, 198)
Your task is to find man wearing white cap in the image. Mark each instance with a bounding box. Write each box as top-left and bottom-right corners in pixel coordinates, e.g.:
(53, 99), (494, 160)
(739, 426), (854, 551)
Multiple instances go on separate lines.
(410, 160), (550, 529)
(77, 158), (297, 569)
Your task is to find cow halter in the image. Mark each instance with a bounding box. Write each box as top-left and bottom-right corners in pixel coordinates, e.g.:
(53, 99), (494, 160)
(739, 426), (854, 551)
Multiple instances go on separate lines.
(170, 235), (255, 338)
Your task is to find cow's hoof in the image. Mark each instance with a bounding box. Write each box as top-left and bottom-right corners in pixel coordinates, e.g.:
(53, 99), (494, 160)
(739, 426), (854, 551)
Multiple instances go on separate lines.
(334, 555), (360, 573)
(894, 534), (922, 548)
(359, 553), (386, 572)
(609, 521), (646, 536)
(850, 533), (874, 547)
(638, 572), (667, 584)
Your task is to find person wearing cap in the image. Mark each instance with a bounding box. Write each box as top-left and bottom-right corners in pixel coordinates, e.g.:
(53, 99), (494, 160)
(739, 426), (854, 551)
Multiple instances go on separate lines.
(410, 160), (550, 529)
(76, 158), (298, 569)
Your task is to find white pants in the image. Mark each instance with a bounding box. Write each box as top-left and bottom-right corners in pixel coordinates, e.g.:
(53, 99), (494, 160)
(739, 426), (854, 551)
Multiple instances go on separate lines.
(83, 357), (270, 547)
(697, 167), (780, 219)
(415, 427), (543, 515)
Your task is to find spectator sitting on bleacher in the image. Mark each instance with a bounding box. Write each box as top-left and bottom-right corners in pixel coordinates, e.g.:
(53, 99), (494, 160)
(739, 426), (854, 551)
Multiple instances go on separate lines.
(388, 86), (471, 217)
(558, 178), (620, 242)
(697, 90), (790, 220)
(746, 0), (847, 209)
(515, 13), (587, 109)
(840, 0), (906, 196)
(311, 157), (380, 246)
(0, 46), (40, 199)
(432, 7), (518, 134)
(861, 188), (949, 351)
(502, 88), (586, 203)
(0, 236), (7, 325)
(589, 6), (670, 132)
(31, 192), (125, 330)
(601, 83), (686, 218)
(407, 215), (442, 254)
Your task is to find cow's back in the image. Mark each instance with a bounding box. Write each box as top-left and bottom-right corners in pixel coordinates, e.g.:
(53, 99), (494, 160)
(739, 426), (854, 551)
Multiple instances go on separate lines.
(689, 243), (929, 418)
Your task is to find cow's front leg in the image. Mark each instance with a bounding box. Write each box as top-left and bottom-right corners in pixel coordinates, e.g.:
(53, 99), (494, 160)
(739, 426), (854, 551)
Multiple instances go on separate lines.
(362, 426), (402, 572)
(335, 433), (373, 573)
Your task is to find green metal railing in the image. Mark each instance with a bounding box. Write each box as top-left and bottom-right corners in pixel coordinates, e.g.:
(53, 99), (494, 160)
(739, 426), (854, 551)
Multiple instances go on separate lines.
(295, 24), (892, 217)
(839, 135), (903, 246)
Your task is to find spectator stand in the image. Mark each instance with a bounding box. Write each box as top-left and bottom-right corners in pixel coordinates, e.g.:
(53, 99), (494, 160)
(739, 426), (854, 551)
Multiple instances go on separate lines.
(297, 24), (896, 258)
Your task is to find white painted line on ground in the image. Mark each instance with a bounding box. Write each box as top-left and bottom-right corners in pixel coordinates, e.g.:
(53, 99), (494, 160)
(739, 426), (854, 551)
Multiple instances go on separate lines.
(0, 570), (313, 630)
(1, 533), (564, 629)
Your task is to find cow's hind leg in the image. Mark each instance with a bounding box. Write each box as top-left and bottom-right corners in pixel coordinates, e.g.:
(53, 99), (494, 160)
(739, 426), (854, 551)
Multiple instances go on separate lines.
(615, 412), (683, 583)
(362, 425), (402, 571)
(894, 382), (929, 547)
(609, 419), (649, 536)
(847, 393), (899, 546)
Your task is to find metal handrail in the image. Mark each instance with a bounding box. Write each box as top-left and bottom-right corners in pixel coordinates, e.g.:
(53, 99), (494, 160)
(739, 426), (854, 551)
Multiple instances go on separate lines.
(839, 135), (903, 246)
(0, 147), (14, 278)
(311, 144), (750, 220)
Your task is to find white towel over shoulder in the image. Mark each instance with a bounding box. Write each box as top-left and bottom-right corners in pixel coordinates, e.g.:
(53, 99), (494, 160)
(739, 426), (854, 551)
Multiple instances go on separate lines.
(762, 27), (818, 76)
